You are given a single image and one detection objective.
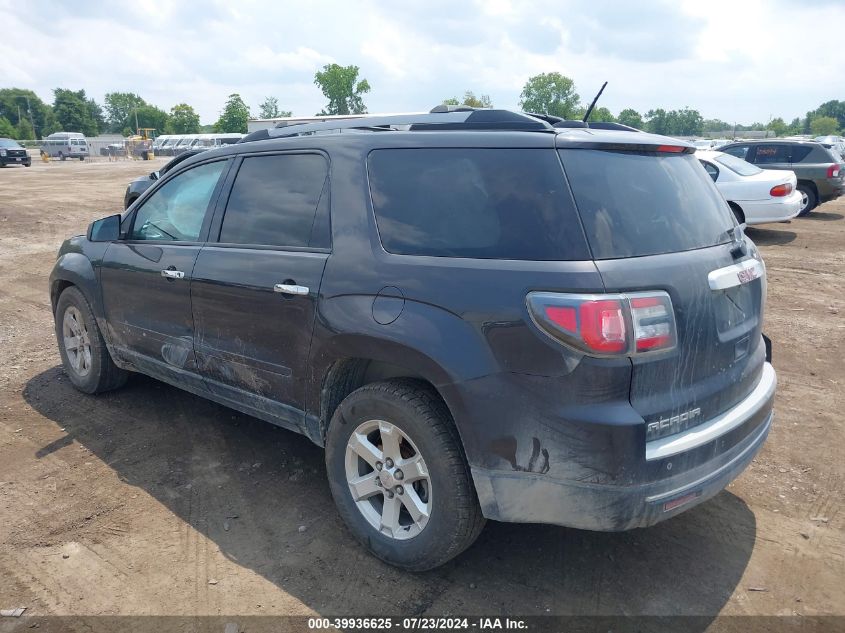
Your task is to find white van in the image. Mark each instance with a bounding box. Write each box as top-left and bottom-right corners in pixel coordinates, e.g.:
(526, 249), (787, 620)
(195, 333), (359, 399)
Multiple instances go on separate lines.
(41, 132), (90, 161)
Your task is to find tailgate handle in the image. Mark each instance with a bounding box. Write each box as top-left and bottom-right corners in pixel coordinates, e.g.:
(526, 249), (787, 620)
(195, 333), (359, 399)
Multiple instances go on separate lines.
(708, 259), (764, 291)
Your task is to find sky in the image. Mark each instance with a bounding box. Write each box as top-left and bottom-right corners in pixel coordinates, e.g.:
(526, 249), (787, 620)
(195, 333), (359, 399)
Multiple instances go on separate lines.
(1, 0), (843, 126)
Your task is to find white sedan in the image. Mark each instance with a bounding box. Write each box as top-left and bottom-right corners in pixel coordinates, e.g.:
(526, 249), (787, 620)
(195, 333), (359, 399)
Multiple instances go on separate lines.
(697, 150), (802, 225)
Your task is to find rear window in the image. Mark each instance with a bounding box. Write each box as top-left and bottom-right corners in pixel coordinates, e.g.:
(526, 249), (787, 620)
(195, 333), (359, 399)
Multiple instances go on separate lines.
(714, 153), (762, 176)
(368, 148), (589, 260)
(558, 149), (734, 260)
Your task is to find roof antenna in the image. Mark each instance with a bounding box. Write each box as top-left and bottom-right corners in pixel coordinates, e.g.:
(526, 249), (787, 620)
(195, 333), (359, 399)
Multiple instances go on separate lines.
(582, 81), (608, 122)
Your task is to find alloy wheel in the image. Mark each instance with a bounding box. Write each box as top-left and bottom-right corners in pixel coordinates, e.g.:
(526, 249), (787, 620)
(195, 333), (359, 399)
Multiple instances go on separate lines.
(345, 419), (432, 540)
(62, 306), (92, 377)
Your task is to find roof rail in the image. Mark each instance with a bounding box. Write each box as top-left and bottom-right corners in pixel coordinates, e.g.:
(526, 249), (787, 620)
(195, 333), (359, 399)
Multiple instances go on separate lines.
(238, 109), (553, 142)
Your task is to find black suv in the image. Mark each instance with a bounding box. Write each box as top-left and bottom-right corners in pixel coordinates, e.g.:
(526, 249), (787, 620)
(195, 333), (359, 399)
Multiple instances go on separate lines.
(50, 109), (777, 570)
(720, 139), (844, 215)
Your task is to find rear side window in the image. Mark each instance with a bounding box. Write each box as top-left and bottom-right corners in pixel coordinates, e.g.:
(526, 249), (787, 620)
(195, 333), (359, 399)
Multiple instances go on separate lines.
(723, 145), (750, 160)
(559, 149), (734, 260)
(754, 144), (790, 164)
(368, 148), (589, 260)
(219, 153), (328, 248)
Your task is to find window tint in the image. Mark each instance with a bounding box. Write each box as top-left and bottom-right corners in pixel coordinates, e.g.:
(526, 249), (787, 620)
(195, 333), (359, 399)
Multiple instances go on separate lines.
(790, 145), (812, 162)
(219, 154), (328, 248)
(559, 149), (734, 260)
(368, 148), (589, 260)
(130, 160), (226, 242)
(723, 145), (750, 160)
(753, 144), (789, 164)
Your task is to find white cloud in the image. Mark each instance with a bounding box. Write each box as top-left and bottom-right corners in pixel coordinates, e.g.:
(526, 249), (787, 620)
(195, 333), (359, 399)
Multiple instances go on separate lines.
(1, 0), (843, 125)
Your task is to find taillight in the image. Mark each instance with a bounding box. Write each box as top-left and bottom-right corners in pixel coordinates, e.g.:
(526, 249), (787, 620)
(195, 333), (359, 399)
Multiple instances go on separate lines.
(827, 164), (841, 178)
(655, 145), (686, 153)
(527, 291), (677, 356)
(630, 295), (676, 352)
(769, 183), (793, 197)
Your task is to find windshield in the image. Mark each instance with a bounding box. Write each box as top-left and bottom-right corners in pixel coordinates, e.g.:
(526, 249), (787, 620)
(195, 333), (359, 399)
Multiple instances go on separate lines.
(0, 139), (22, 148)
(559, 149), (735, 260)
(714, 153), (762, 176)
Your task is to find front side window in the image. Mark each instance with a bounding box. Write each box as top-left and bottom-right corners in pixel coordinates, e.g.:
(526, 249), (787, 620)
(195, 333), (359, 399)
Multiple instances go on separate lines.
(219, 153), (328, 248)
(368, 148), (590, 260)
(130, 160), (226, 242)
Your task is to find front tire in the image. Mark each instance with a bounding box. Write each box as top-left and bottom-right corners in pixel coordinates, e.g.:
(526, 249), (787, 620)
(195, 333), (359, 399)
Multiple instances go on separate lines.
(325, 379), (485, 571)
(59, 152), (65, 161)
(55, 286), (128, 394)
(797, 184), (817, 217)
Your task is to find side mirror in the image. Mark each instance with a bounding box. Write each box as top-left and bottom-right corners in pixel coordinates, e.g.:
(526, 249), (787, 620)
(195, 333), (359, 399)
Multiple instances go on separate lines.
(88, 214), (121, 242)
(150, 170), (159, 180)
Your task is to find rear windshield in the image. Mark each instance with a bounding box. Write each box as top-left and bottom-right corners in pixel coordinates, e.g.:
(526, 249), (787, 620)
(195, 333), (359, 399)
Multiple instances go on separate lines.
(368, 148), (590, 260)
(558, 149), (734, 260)
(714, 153), (762, 176)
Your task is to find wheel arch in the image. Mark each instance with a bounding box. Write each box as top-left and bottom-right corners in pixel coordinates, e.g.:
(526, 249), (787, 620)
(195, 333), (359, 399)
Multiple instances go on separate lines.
(50, 252), (101, 317)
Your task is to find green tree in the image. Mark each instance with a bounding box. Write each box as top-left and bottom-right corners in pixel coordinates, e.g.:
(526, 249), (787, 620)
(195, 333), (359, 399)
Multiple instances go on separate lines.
(87, 98), (105, 135)
(0, 88), (59, 138)
(808, 100), (845, 131)
(104, 92), (146, 132)
(768, 117), (788, 137)
(15, 118), (34, 140)
(0, 116), (17, 138)
(673, 107), (704, 136)
(257, 96), (290, 119)
(703, 118), (731, 135)
(131, 104), (168, 135)
(587, 106), (615, 122)
(645, 108), (671, 135)
(810, 116), (840, 136)
(518, 72), (580, 118)
(442, 92), (492, 108)
(787, 117), (803, 135)
(168, 103), (200, 134)
(617, 108), (643, 129)
(214, 93), (250, 133)
(314, 63), (371, 115)
(53, 88), (98, 136)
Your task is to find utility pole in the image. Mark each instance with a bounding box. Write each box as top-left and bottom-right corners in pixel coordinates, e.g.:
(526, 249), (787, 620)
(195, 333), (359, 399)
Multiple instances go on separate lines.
(134, 106), (139, 136)
(25, 96), (35, 138)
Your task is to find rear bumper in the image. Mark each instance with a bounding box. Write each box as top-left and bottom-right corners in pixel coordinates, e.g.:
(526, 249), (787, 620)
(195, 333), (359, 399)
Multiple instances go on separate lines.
(740, 192), (801, 224)
(471, 362), (776, 531)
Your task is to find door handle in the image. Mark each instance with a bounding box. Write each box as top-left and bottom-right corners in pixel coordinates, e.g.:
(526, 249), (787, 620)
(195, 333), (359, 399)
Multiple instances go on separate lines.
(161, 269), (185, 279)
(274, 283), (309, 296)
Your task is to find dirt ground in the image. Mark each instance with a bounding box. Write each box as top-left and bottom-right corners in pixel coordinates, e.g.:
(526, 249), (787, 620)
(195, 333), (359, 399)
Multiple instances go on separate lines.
(0, 159), (842, 627)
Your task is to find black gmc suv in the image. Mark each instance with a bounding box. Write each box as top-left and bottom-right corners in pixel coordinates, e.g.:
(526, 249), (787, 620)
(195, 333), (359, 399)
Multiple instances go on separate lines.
(50, 109), (777, 570)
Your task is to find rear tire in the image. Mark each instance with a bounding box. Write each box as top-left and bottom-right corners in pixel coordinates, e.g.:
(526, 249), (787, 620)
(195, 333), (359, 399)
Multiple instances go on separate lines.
(79, 156), (84, 161)
(797, 184), (817, 217)
(325, 379), (485, 571)
(55, 286), (128, 394)
(59, 152), (65, 161)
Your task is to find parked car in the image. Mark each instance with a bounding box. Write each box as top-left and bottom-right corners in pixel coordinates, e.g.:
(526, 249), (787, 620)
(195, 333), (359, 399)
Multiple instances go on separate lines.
(0, 137), (31, 167)
(50, 109), (776, 571)
(697, 150), (801, 224)
(41, 132), (89, 161)
(814, 135), (845, 160)
(720, 139), (845, 215)
(123, 149), (206, 209)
